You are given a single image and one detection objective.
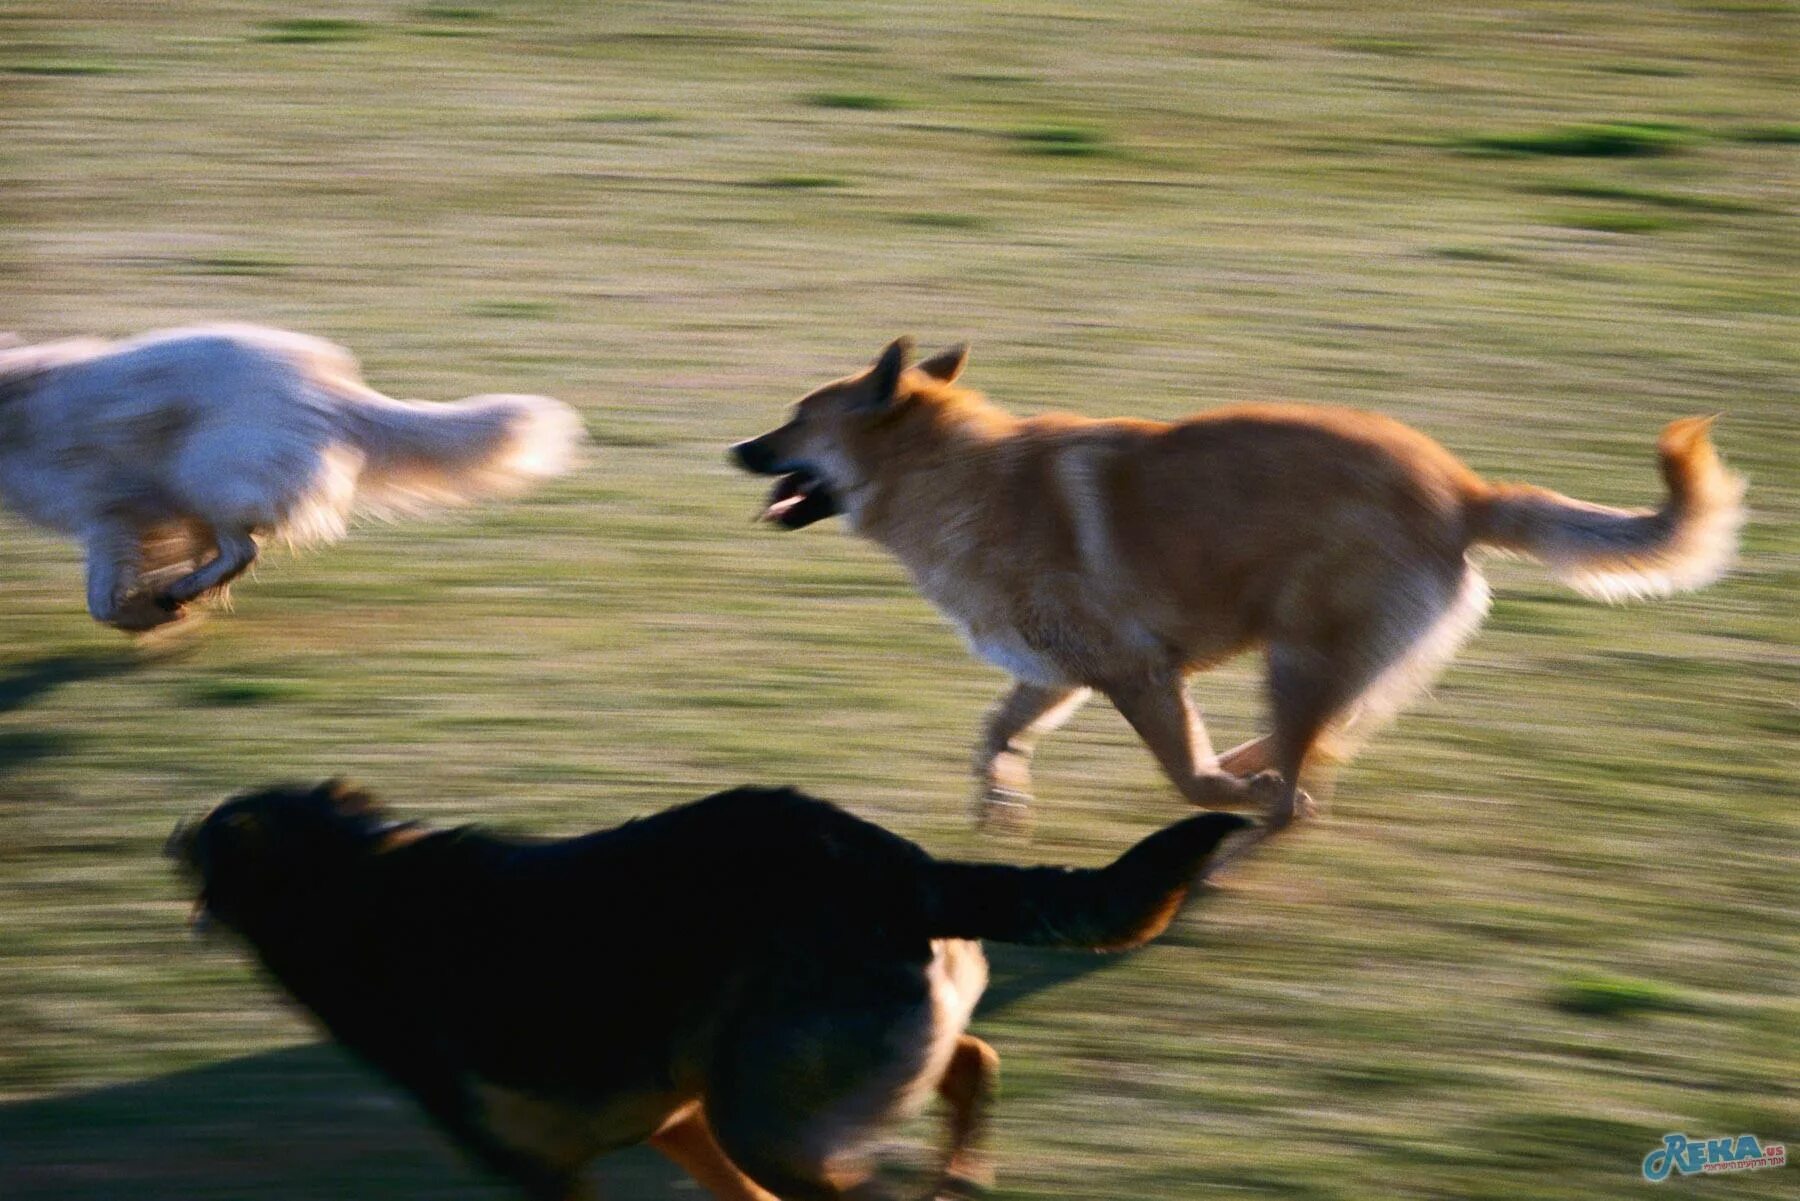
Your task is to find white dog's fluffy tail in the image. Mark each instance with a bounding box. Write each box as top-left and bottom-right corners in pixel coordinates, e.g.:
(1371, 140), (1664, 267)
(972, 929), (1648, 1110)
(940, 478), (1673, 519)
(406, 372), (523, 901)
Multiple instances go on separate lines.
(1466, 417), (1744, 602)
(330, 389), (583, 518)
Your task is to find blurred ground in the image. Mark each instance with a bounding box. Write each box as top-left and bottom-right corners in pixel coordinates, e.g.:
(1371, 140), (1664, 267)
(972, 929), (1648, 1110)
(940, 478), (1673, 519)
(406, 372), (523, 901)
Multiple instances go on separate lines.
(0, 2), (1795, 1198)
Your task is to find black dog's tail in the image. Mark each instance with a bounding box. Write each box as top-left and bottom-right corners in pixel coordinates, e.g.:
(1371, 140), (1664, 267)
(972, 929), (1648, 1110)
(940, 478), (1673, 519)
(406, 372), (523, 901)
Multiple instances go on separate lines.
(922, 812), (1253, 951)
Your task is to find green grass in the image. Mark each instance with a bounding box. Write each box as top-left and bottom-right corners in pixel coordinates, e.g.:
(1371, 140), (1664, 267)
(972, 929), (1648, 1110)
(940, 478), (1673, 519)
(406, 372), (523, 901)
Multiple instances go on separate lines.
(1597, 63), (1691, 77)
(571, 109), (673, 125)
(254, 19), (368, 45)
(411, 4), (493, 19)
(893, 211), (989, 229)
(4, 59), (120, 76)
(183, 679), (320, 709)
(1528, 181), (1763, 214)
(180, 253), (293, 277)
(465, 300), (558, 320)
(805, 90), (907, 111)
(1550, 973), (1694, 1018)
(1010, 122), (1109, 156)
(1549, 209), (1684, 234)
(742, 173), (847, 189)
(0, 2), (1795, 1199)
(1730, 123), (1800, 144)
(1429, 244), (1521, 263)
(1454, 122), (1695, 157)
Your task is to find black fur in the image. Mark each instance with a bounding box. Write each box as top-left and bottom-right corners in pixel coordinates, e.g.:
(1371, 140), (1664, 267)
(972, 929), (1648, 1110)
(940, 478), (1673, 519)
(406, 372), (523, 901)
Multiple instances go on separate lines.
(173, 781), (1248, 1198)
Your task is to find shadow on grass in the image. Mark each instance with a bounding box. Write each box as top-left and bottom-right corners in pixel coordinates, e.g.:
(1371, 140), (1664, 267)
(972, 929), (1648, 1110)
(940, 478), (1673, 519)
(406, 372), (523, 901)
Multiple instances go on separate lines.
(0, 650), (140, 716)
(0, 650), (143, 785)
(0, 1043), (525, 1201)
(0, 922), (1173, 1198)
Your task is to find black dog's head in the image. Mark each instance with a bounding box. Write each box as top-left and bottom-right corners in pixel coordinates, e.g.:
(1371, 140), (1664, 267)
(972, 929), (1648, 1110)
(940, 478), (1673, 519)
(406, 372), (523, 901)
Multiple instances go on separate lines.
(730, 337), (970, 530)
(167, 779), (408, 936)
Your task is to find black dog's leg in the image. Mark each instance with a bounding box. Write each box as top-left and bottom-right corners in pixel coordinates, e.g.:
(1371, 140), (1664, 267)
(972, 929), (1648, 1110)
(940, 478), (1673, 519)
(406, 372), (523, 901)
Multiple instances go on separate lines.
(374, 1052), (587, 1201)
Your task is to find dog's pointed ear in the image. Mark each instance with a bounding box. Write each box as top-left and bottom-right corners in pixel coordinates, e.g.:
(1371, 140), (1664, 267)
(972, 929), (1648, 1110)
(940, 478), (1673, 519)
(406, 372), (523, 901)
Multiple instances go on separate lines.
(860, 337), (912, 409)
(914, 342), (969, 384)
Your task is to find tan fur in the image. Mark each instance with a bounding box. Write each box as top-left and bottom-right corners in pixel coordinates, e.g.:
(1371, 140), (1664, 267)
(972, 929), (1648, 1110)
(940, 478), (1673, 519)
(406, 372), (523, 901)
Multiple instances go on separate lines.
(739, 341), (1744, 842)
(373, 824), (434, 853)
(470, 1090), (779, 1200)
(935, 1034), (1000, 1192)
(473, 1080), (686, 1174)
(648, 1106), (781, 1201)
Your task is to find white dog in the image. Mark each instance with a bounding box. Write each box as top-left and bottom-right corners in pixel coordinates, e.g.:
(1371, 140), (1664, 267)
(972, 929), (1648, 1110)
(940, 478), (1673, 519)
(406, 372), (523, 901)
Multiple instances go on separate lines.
(0, 323), (583, 631)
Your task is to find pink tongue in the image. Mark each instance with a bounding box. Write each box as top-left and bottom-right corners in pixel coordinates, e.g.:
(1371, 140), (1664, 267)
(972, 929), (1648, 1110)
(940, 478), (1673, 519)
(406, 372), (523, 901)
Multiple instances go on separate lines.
(762, 494), (805, 522)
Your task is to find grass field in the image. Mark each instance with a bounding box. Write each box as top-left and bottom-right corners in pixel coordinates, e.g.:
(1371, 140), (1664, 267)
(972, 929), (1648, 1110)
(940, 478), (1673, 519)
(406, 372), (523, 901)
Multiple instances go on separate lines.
(1, 2), (1795, 1197)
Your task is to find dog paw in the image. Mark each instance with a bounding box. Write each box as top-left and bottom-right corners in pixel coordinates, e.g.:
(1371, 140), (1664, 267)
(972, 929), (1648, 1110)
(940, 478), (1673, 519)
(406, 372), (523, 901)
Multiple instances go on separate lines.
(974, 786), (1034, 837)
(936, 1169), (994, 1199)
(1242, 771), (1316, 827)
(108, 590), (188, 633)
(1242, 770), (1286, 803)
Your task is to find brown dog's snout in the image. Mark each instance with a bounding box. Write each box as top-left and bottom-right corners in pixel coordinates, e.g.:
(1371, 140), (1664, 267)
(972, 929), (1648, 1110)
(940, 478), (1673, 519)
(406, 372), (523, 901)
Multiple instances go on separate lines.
(730, 437), (780, 475)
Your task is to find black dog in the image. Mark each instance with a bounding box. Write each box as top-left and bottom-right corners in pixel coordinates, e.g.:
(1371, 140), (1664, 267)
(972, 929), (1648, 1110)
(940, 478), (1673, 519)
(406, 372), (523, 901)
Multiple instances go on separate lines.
(170, 780), (1249, 1200)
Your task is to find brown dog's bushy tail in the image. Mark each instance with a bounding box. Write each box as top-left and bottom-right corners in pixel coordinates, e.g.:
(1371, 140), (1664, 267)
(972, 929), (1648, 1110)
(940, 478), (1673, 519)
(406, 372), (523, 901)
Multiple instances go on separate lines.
(1466, 416), (1744, 602)
(923, 812), (1252, 951)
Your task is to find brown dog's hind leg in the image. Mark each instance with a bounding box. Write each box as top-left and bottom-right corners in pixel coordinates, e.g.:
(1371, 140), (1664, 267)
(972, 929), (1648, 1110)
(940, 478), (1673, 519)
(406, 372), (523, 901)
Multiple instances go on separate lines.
(1253, 564), (1487, 835)
(1188, 645), (1357, 878)
(650, 1105), (781, 1201)
(1104, 672), (1293, 813)
(936, 1035), (1000, 1196)
(972, 682), (1090, 831)
(1257, 643), (1346, 831)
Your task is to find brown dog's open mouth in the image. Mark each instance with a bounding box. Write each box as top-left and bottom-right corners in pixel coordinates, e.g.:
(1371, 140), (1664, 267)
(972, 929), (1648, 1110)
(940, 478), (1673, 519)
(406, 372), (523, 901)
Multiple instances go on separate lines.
(761, 471), (840, 530)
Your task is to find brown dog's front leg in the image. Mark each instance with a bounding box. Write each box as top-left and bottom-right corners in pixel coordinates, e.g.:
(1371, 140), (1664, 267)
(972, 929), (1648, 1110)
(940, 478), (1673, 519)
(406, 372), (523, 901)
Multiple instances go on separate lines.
(971, 681), (1090, 831)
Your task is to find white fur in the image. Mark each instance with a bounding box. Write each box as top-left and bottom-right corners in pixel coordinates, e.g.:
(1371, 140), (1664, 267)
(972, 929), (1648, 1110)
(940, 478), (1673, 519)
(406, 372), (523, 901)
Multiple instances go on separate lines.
(1328, 566), (1493, 754)
(1556, 488), (1746, 604)
(1475, 424), (1746, 605)
(0, 323), (582, 627)
(957, 620), (1075, 688)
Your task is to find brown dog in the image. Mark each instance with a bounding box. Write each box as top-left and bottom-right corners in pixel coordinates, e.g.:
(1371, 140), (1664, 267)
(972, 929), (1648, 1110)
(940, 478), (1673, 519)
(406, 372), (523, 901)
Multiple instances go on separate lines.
(169, 780), (1249, 1200)
(733, 340), (1743, 837)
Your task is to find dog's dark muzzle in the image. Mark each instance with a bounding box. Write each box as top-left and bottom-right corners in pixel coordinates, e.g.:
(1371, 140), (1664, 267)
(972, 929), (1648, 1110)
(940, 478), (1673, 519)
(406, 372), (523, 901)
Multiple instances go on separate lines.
(732, 439), (841, 529)
(730, 437), (784, 476)
(165, 817), (196, 865)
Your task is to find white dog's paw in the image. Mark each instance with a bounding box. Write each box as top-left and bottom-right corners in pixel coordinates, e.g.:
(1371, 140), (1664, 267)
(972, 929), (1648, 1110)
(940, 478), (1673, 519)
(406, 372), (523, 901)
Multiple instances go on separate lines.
(107, 589), (187, 634)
